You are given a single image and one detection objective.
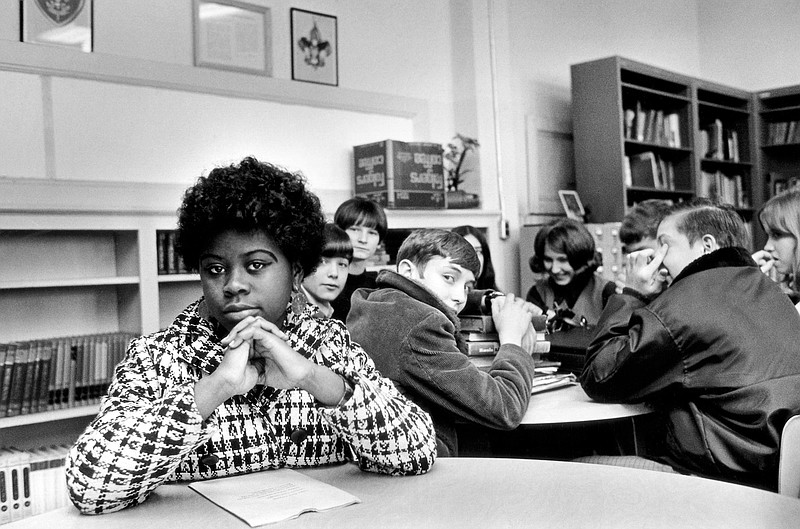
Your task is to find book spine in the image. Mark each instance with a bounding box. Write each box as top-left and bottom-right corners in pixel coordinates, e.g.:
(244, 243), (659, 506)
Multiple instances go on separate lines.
(465, 341), (500, 357)
(21, 340), (41, 415)
(7, 344), (28, 417)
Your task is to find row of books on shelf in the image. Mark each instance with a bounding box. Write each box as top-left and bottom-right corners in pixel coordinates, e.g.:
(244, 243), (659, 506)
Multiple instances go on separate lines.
(0, 445), (71, 525)
(700, 119), (741, 162)
(766, 120), (800, 145)
(157, 230), (190, 275)
(623, 102), (682, 148)
(699, 171), (750, 209)
(624, 152), (677, 190)
(0, 332), (137, 418)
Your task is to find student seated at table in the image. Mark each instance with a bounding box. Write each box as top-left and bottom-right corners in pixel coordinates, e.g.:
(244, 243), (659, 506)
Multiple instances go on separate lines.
(580, 198), (800, 491)
(526, 218), (615, 326)
(300, 223), (352, 318)
(616, 199), (673, 292)
(65, 157), (436, 515)
(452, 225), (499, 291)
(330, 197), (388, 322)
(347, 229), (539, 456)
(619, 199), (673, 255)
(752, 188), (800, 312)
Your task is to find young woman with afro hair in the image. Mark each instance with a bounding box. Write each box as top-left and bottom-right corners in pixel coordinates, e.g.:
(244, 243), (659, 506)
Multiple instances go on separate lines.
(66, 157), (436, 515)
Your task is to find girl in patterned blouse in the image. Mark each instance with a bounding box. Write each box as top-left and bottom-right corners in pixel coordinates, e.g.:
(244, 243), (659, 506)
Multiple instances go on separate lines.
(66, 157), (437, 515)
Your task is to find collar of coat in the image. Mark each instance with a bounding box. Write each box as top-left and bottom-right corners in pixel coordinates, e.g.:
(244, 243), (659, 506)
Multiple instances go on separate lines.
(375, 269), (461, 329)
(670, 246), (756, 286)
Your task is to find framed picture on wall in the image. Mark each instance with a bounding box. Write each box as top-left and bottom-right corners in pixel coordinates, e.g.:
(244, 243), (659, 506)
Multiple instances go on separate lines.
(291, 8), (338, 86)
(21, 0), (93, 52)
(193, 0), (272, 75)
(558, 190), (585, 221)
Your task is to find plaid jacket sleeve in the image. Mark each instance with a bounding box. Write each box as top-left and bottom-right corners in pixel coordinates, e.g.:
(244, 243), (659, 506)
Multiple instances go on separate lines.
(310, 325), (437, 475)
(65, 335), (212, 514)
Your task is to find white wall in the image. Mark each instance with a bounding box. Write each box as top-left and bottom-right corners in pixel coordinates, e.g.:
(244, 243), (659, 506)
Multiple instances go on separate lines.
(697, 0), (800, 91)
(1, 0), (454, 198)
(492, 0), (702, 293)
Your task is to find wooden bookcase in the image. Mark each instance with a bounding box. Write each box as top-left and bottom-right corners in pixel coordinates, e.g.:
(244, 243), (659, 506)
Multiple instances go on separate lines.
(0, 178), (500, 449)
(571, 56), (768, 249)
(571, 56), (695, 224)
(755, 84), (800, 202)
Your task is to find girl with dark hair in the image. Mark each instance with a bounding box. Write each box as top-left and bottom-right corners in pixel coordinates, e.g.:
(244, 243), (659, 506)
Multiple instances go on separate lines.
(301, 223), (353, 318)
(451, 225), (499, 291)
(331, 196), (388, 321)
(526, 218), (615, 326)
(65, 157), (435, 515)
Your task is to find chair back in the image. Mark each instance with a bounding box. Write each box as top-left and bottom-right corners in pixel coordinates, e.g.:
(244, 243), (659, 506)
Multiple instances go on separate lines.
(780, 414), (800, 497)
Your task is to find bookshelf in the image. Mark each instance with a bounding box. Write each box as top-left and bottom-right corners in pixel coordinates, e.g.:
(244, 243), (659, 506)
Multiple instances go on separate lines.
(570, 56), (766, 249)
(694, 81), (757, 219)
(571, 56), (695, 224)
(755, 84), (800, 205)
(0, 177), (500, 448)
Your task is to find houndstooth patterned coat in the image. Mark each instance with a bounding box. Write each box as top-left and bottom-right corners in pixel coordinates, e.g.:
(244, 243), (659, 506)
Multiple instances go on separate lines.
(66, 299), (437, 514)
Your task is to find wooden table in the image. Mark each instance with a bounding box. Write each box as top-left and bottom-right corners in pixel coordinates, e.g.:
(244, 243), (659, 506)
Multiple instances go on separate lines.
(521, 384), (652, 425)
(8, 458), (799, 528)
(518, 384), (654, 456)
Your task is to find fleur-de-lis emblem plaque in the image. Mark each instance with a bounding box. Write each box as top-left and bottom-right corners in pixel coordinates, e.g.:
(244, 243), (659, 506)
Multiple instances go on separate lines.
(34, 0), (86, 26)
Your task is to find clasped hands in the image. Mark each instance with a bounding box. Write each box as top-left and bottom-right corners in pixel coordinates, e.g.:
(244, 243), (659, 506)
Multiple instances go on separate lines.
(216, 316), (312, 397)
(490, 293), (543, 351)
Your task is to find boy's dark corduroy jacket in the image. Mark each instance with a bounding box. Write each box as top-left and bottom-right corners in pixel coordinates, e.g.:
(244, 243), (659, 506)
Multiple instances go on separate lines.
(348, 270), (535, 456)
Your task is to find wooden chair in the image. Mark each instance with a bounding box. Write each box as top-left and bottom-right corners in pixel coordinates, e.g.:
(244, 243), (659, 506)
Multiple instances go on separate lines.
(779, 414), (800, 497)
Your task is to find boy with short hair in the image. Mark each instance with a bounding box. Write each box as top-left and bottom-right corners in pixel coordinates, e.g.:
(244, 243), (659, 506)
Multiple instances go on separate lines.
(301, 223), (353, 318)
(581, 199), (800, 490)
(619, 198), (673, 255)
(348, 229), (538, 456)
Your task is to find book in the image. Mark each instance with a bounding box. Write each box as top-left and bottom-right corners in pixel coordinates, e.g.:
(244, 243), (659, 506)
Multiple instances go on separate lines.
(459, 315), (495, 333)
(189, 468), (361, 527)
(634, 101), (646, 141)
(623, 108), (635, 139)
(462, 331), (499, 342)
(530, 372), (578, 395)
(0, 344), (9, 417)
(628, 152), (658, 188)
(6, 343), (29, 417)
(465, 341), (501, 357)
(20, 340), (40, 415)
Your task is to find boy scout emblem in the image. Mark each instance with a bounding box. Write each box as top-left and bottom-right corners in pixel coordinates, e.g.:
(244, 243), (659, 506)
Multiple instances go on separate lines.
(34, 0), (86, 26)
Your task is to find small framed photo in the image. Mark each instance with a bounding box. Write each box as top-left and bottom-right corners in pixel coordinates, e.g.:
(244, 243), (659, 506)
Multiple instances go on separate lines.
(193, 0), (272, 75)
(291, 8), (338, 86)
(558, 190), (586, 221)
(21, 0), (92, 52)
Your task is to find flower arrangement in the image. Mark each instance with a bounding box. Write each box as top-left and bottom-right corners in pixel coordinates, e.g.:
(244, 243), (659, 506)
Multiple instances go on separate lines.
(444, 134), (480, 192)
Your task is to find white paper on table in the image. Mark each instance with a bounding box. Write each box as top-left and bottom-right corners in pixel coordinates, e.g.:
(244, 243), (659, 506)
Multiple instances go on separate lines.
(189, 468), (361, 526)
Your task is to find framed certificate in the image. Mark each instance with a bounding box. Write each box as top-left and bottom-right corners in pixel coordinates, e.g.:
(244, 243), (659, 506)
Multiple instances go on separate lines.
(21, 0), (92, 52)
(193, 0), (271, 75)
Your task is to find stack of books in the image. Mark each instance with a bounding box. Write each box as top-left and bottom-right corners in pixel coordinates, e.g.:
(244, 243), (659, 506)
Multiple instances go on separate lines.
(0, 445), (71, 525)
(459, 314), (549, 358)
(531, 361), (578, 395)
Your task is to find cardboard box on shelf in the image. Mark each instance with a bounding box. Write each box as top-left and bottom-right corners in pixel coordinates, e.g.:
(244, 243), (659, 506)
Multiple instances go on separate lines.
(353, 140), (445, 209)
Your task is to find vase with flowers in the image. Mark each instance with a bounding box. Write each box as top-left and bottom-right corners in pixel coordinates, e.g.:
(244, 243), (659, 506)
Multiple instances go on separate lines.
(443, 134), (481, 209)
